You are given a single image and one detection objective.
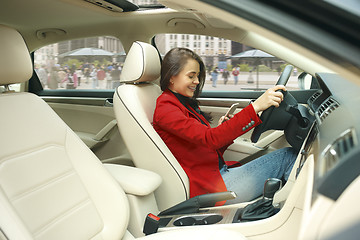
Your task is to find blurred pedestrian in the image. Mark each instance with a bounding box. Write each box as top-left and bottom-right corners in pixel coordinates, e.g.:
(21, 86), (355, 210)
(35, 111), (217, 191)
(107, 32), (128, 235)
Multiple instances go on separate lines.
(293, 68), (298, 76)
(232, 67), (240, 85)
(47, 66), (59, 89)
(222, 69), (229, 85)
(91, 68), (98, 89)
(211, 67), (219, 87)
(71, 68), (78, 88)
(36, 65), (48, 88)
(97, 67), (106, 89)
(58, 68), (67, 88)
(110, 65), (121, 89)
(247, 69), (254, 84)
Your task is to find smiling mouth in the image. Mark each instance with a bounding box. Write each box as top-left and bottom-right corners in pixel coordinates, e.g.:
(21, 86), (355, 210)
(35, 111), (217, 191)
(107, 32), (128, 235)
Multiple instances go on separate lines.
(189, 86), (196, 91)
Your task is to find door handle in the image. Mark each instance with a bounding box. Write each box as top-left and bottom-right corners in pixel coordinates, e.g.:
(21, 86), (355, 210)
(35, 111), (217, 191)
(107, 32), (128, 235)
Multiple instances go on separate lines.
(104, 98), (113, 107)
(93, 119), (117, 142)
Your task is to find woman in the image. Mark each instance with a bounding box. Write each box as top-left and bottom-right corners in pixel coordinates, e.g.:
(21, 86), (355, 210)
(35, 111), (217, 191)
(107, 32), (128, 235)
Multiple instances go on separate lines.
(153, 48), (296, 204)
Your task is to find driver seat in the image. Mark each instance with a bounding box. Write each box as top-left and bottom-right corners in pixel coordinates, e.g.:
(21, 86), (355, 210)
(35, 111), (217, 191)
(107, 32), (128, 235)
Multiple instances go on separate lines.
(113, 41), (189, 211)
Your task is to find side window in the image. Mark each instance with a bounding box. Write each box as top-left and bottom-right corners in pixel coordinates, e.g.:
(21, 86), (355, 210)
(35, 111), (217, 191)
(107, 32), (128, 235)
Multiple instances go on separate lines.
(155, 34), (301, 91)
(0, 84), (21, 93)
(34, 36), (126, 90)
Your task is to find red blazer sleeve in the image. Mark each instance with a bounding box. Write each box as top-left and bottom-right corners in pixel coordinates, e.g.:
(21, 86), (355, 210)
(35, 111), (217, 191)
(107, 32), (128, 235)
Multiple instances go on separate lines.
(154, 95), (261, 150)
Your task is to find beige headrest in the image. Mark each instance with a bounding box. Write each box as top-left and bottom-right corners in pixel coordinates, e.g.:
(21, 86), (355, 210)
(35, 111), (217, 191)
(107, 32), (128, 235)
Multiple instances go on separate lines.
(120, 41), (161, 84)
(0, 25), (33, 86)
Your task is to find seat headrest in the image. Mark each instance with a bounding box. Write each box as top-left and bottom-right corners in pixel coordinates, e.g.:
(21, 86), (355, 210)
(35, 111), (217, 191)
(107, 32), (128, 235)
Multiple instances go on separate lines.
(120, 41), (161, 84)
(0, 25), (33, 86)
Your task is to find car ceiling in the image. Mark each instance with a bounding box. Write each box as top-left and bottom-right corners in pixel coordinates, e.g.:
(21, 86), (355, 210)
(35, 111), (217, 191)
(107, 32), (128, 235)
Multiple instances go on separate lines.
(0, 0), (241, 52)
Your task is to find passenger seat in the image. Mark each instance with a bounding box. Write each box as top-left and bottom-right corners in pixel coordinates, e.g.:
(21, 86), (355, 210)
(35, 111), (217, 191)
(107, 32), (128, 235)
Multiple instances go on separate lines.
(0, 24), (246, 240)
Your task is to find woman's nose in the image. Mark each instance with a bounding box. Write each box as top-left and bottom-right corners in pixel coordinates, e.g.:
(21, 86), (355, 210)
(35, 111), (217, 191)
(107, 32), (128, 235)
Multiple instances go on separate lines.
(193, 77), (199, 84)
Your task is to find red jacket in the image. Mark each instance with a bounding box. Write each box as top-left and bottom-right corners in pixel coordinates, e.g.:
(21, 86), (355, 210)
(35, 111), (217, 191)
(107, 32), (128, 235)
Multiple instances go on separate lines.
(153, 90), (261, 198)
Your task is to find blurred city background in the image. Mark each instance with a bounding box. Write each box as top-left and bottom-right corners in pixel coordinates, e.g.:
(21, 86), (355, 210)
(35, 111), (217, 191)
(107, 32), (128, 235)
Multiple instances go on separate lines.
(34, 0), (301, 91)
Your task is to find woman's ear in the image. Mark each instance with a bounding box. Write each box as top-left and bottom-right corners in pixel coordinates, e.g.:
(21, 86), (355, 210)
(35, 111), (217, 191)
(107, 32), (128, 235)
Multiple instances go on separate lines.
(168, 76), (175, 91)
(169, 75), (176, 85)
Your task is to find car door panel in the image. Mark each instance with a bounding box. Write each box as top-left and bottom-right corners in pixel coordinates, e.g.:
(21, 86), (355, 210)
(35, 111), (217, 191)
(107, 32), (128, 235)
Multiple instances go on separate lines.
(43, 97), (133, 166)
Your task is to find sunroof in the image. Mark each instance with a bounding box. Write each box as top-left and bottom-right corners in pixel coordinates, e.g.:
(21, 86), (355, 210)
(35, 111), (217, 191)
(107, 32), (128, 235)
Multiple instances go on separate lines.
(127, 0), (165, 8)
(84, 0), (165, 12)
(84, 0), (139, 12)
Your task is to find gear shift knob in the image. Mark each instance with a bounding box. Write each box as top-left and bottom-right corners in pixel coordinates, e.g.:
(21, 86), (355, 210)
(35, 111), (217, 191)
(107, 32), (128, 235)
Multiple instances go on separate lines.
(263, 178), (282, 200)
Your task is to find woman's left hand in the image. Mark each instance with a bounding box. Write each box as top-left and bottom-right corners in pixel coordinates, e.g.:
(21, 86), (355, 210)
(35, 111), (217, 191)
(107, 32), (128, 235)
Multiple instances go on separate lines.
(252, 85), (286, 114)
(218, 114), (233, 126)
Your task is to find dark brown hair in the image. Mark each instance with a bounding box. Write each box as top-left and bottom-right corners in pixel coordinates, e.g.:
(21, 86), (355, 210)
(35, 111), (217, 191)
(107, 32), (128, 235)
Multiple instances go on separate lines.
(160, 48), (206, 99)
(160, 48), (212, 122)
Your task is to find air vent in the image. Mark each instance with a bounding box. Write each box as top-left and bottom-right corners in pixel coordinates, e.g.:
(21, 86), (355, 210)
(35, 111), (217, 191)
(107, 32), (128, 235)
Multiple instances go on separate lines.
(321, 128), (357, 175)
(317, 97), (339, 122)
(308, 91), (321, 104)
(84, 0), (139, 12)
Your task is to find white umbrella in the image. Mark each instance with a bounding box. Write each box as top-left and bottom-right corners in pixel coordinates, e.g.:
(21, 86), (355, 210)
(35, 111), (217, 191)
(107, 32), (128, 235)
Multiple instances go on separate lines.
(231, 49), (274, 59)
(231, 49), (275, 89)
(58, 47), (114, 57)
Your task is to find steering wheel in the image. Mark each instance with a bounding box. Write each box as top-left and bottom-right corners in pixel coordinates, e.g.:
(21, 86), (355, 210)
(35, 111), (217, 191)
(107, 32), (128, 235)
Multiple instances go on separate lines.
(251, 65), (294, 143)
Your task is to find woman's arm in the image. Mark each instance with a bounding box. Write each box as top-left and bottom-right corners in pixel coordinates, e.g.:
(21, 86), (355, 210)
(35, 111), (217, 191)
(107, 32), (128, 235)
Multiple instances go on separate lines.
(154, 99), (261, 150)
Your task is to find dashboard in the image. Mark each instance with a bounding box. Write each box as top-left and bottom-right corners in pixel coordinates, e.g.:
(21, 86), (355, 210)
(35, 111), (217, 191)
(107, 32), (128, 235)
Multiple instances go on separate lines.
(302, 73), (359, 202)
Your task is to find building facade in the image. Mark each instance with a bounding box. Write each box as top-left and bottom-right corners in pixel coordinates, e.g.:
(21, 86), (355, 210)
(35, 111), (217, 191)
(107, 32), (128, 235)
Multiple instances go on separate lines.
(157, 33), (232, 69)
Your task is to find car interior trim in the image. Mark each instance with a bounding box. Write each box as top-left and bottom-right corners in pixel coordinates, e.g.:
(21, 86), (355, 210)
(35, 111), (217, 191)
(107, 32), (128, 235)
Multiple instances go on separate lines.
(318, 146), (360, 201)
(42, 96), (113, 107)
(200, 90), (317, 104)
(198, 98), (251, 108)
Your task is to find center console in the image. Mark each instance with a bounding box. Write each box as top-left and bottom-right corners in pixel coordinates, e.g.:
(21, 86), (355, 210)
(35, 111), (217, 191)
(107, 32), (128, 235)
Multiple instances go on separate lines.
(158, 208), (236, 228)
(158, 178), (282, 228)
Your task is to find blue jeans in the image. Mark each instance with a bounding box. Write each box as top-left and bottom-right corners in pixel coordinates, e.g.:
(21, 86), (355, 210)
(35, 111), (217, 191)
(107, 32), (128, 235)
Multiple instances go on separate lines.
(220, 147), (297, 204)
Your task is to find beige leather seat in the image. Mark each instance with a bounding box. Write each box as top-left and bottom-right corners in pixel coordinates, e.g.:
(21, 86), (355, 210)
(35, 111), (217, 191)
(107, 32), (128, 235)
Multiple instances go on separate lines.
(113, 41), (189, 211)
(0, 25), (247, 240)
(0, 25), (130, 240)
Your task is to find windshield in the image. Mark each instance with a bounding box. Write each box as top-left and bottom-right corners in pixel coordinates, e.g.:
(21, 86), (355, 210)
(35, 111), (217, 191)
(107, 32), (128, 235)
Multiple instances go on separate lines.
(325, 0), (360, 17)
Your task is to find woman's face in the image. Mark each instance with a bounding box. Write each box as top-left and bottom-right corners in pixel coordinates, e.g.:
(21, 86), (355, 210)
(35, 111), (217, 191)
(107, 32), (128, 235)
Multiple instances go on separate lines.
(169, 58), (200, 98)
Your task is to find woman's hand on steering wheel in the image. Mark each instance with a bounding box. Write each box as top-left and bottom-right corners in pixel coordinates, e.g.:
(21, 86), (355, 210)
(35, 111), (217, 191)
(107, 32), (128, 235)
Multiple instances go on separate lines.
(252, 85), (286, 114)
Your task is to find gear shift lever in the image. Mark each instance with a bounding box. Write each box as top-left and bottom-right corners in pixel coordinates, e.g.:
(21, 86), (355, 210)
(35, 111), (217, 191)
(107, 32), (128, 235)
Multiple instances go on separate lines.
(238, 178), (282, 221)
(263, 178), (282, 200)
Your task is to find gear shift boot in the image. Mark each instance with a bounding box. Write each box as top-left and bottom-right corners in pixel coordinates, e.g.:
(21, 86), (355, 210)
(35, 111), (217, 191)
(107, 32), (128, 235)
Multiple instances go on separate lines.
(234, 178), (282, 222)
(240, 198), (277, 221)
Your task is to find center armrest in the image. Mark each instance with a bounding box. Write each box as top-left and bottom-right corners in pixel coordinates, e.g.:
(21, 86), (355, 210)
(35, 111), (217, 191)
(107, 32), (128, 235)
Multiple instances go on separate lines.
(104, 163), (162, 196)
